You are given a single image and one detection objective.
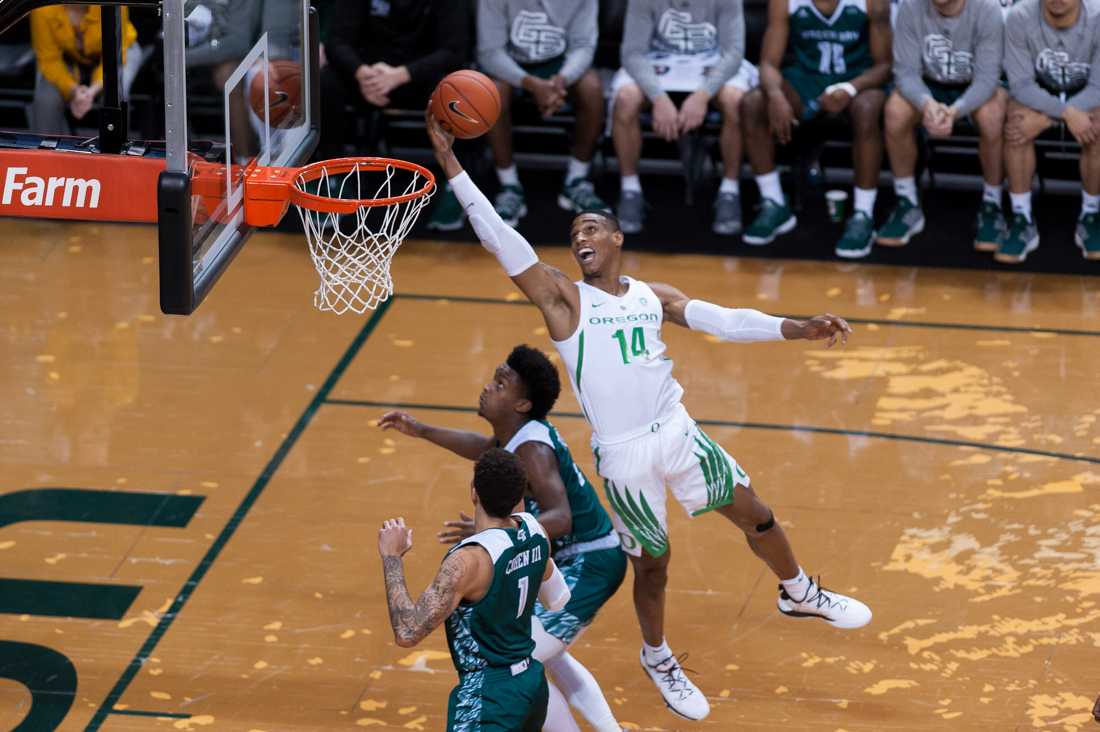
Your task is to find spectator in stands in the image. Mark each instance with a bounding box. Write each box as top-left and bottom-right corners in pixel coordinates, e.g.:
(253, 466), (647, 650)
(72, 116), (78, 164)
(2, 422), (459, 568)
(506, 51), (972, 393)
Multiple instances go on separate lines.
(30, 4), (141, 136)
(184, 0), (262, 163)
(877, 0), (1007, 254)
(1001, 0), (1100, 263)
(477, 0), (610, 225)
(741, 0), (892, 257)
(320, 0), (470, 230)
(612, 0), (757, 235)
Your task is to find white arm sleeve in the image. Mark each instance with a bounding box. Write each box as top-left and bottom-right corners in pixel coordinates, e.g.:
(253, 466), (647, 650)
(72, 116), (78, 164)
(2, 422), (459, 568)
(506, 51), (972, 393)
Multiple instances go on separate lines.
(538, 562), (571, 612)
(684, 299), (786, 342)
(449, 171), (539, 277)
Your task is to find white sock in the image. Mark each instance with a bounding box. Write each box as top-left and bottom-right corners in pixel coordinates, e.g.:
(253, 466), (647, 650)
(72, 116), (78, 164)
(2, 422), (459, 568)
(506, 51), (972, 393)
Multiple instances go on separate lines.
(755, 171), (785, 205)
(893, 176), (918, 206)
(496, 165), (520, 187)
(719, 177), (740, 195)
(854, 187), (877, 217)
(546, 652), (621, 732)
(621, 174), (642, 194)
(983, 182), (1003, 206)
(781, 567), (812, 599)
(642, 639), (672, 666)
(1082, 191), (1100, 216)
(543, 680), (582, 732)
(1010, 192), (1032, 222)
(565, 157), (590, 184)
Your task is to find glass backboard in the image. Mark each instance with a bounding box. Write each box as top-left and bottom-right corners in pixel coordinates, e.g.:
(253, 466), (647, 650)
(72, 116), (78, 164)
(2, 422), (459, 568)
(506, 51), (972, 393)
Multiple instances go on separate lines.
(158, 0), (318, 314)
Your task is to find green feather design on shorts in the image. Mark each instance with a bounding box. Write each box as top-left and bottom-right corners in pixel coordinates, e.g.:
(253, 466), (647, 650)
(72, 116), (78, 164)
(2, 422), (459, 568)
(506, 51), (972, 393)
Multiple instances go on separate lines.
(692, 432), (734, 515)
(604, 478), (668, 557)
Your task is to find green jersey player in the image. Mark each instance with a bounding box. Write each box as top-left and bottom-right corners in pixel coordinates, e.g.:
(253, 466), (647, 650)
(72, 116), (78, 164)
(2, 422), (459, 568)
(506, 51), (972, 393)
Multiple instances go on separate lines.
(380, 344), (627, 732)
(378, 448), (569, 731)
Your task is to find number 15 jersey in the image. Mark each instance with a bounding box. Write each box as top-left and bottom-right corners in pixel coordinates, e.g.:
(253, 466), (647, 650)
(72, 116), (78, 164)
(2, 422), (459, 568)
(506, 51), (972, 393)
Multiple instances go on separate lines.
(552, 278), (685, 443)
(785, 0), (872, 82)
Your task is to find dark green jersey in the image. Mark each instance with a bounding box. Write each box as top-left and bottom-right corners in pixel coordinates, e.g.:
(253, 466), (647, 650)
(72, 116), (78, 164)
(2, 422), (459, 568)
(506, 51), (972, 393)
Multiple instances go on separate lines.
(505, 419), (615, 552)
(444, 513), (550, 675)
(785, 0), (872, 81)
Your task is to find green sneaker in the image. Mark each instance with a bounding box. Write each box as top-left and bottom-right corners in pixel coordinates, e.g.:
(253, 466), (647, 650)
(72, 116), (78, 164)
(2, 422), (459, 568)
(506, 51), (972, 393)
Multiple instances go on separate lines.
(875, 198), (924, 247)
(995, 213), (1039, 263)
(494, 184), (527, 226)
(974, 201), (1007, 252)
(426, 184), (464, 232)
(1077, 213), (1100, 260)
(835, 211), (876, 258)
(558, 177), (611, 213)
(742, 198), (796, 245)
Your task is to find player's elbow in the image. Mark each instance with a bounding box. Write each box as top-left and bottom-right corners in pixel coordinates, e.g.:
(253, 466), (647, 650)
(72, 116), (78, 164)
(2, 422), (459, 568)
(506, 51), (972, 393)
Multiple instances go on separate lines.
(393, 629), (420, 648)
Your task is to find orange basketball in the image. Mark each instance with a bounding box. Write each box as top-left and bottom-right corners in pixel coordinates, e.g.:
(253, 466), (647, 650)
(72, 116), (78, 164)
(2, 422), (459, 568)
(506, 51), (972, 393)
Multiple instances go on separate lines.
(430, 70), (501, 139)
(249, 60), (302, 126)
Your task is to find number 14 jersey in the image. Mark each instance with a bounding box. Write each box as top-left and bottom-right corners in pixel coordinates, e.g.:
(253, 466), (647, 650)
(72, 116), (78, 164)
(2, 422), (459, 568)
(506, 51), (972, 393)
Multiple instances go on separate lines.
(552, 278), (685, 443)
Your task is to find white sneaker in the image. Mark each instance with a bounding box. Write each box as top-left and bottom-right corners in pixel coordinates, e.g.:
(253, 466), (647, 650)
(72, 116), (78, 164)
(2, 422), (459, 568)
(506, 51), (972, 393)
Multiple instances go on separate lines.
(777, 576), (872, 629)
(639, 649), (710, 720)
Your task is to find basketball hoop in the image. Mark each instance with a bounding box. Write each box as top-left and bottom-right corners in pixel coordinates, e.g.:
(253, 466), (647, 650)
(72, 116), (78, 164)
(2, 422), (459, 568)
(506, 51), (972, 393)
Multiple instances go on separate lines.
(227, 157), (435, 314)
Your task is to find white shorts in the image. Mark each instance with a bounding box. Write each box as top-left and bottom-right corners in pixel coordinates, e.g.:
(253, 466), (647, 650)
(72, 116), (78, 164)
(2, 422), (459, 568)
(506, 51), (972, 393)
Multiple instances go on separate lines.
(593, 404), (750, 558)
(611, 52), (759, 98)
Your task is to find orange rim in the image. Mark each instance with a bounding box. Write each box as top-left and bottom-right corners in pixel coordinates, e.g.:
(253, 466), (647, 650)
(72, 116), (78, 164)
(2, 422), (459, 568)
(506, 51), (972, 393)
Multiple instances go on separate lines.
(288, 157), (436, 213)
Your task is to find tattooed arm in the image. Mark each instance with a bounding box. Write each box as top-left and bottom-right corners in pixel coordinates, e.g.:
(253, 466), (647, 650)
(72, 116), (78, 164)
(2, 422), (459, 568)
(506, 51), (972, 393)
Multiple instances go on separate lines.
(378, 517), (484, 647)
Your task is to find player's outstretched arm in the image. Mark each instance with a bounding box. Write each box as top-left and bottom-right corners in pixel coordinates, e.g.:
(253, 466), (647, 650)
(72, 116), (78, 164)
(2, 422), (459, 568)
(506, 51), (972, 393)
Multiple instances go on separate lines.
(379, 411), (494, 461)
(649, 282), (852, 347)
(425, 112), (580, 339)
(514, 441), (573, 540)
(378, 517), (485, 647)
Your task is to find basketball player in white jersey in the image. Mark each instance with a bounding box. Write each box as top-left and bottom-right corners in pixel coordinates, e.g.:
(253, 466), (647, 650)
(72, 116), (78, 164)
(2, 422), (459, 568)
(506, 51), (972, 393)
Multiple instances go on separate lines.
(425, 112), (872, 722)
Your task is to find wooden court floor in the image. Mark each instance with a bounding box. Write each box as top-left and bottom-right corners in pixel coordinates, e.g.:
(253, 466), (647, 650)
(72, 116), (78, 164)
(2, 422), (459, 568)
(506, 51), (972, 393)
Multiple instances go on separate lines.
(2, 219), (1099, 731)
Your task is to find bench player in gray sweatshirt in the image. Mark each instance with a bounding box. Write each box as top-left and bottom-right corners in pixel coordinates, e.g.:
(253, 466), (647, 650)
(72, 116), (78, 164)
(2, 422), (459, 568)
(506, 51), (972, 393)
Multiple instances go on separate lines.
(877, 0), (1007, 252)
(1001, 0), (1100, 262)
(612, 0), (757, 236)
(476, 0), (609, 227)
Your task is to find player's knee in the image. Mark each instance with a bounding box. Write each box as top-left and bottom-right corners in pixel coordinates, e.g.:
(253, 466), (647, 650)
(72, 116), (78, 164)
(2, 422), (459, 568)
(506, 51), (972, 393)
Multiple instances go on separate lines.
(884, 92), (917, 136)
(613, 85), (645, 123)
(716, 87), (743, 124)
(740, 89), (767, 126)
(975, 99), (1006, 138)
(492, 78), (514, 112)
(851, 90), (884, 130)
(573, 70), (604, 106)
(631, 550), (670, 584)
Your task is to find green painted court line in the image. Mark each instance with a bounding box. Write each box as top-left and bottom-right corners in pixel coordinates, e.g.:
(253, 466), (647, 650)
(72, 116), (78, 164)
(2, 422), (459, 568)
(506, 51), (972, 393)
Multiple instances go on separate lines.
(108, 709), (191, 719)
(87, 299), (394, 731)
(324, 398), (1100, 467)
(394, 293), (1100, 338)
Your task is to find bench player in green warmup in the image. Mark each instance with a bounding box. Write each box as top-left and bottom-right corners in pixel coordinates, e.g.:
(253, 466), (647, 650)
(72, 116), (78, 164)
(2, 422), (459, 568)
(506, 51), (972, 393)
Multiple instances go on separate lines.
(425, 113), (872, 722)
(741, 0), (892, 257)
(380, 344), (627, 732)
(378, 448), (570, 731)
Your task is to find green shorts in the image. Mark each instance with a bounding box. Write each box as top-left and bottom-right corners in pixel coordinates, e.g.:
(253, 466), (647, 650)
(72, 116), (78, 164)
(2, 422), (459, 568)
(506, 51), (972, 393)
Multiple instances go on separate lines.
(927, 80), (967, 106)
(447, 661), (548, 732)
(535, 544), (627, 645)
(519, 56), (565, 81)
(782, 66), (866, 121)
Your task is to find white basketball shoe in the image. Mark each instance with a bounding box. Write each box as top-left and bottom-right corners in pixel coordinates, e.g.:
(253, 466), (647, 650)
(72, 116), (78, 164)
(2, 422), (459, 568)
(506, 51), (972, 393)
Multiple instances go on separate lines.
(777, 576), (872, 629)
(640, 649), (710, 720)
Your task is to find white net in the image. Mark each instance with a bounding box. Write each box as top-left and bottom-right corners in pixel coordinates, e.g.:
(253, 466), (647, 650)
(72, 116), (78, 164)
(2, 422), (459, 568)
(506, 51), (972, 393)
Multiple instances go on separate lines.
(292, 162), (433, 314)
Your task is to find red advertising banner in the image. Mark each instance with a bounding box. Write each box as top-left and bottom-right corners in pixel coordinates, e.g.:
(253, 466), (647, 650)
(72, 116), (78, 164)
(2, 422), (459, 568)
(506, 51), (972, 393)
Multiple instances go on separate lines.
(0, 150), (164, 223)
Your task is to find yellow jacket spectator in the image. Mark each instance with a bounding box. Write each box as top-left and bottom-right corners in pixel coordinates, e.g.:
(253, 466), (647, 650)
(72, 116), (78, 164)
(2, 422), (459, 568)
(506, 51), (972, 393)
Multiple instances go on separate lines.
(30, 4), (141, 134)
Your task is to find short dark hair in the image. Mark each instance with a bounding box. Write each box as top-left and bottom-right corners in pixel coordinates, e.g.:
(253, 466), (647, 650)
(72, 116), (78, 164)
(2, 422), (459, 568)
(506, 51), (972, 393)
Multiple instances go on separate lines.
(577, 209), (621, 233)
(506, 344), (561, 421)
(473, 448), (528, 518)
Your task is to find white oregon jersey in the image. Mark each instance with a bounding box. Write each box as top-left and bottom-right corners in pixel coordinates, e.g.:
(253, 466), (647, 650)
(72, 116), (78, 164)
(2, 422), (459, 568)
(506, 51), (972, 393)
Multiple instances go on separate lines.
(552, 278), (684, 442)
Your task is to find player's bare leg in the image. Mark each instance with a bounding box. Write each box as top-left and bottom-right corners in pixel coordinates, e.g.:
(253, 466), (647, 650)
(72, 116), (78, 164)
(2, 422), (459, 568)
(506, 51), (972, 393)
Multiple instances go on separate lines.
(559, 69), (610, 213)
(877, 91), (925, 246)
(716, 483), (871, 629)
(1001, 100), (1047, 262)
(973, 88), (1008, 250)
(741, 82), (802, 245)
(713, 85), (746, 235)
(1077, 110), (1100, 259)
(631, 547), (711, 720)
(611, 82), (648, 233)
(484, 79), (526, 225)
(835, 88), (885, 258)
